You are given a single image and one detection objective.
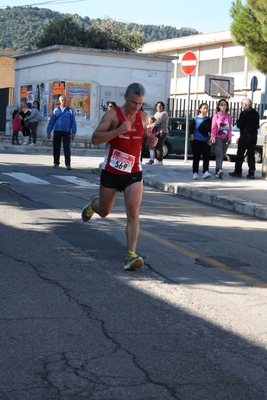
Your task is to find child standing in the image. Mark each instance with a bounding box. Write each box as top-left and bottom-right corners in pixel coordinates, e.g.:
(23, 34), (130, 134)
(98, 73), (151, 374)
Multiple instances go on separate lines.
(146, 116), (158, 164)
(211, 99), (232, 179)
(11, 110), (21, 145)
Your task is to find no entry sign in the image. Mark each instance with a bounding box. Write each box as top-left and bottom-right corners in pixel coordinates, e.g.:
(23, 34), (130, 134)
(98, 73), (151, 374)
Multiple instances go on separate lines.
(181, 52), (197, 75)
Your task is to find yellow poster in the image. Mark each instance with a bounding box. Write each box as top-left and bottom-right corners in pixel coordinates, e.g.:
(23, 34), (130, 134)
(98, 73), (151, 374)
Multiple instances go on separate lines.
(66, 82), (91, 121)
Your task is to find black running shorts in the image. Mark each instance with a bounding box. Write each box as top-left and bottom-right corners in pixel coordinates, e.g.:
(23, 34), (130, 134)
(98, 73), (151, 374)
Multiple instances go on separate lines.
(100, 169), (143, 192)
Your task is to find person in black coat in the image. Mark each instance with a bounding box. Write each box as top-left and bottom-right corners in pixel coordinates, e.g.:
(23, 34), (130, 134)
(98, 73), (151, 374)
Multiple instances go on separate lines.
(229, 98), (259, 179)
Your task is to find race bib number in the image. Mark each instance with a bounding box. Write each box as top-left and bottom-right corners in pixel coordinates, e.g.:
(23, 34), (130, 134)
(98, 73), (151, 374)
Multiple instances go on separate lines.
(109, 149), (135, 173)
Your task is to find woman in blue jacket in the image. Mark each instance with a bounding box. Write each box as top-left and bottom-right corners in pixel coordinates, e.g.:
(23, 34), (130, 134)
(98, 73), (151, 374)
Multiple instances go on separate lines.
(189, 102), (212, 180)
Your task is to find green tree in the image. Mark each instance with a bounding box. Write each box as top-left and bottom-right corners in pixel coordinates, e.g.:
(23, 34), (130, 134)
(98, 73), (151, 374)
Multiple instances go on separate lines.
(35, 15), (86, 48)
(35, 16), (144, 51)
(87, 18), (145, 51)
(230, 0), (267, 74)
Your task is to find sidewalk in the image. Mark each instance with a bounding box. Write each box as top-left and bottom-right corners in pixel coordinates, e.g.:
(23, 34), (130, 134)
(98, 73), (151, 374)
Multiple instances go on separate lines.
(141, 158), (267, 220)
(1, 142), (267, 220)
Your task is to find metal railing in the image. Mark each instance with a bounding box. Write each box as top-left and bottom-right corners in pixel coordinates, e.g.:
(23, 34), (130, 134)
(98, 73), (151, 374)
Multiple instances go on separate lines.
(167, 98), (267, 126)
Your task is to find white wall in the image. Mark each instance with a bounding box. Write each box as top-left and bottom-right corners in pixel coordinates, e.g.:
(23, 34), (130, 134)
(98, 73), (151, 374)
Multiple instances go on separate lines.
(13, 46), (174, 139)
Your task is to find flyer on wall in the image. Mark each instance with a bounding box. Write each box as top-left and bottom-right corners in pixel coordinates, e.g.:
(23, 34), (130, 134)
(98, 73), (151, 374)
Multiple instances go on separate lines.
(20, 85), (33, 111)
(66, 82), (91, 121)
(48, 81), (66, 117)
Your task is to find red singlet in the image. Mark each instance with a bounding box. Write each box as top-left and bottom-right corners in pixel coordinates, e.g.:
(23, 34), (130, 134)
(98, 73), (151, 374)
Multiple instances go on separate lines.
(102, 107), (144, 175)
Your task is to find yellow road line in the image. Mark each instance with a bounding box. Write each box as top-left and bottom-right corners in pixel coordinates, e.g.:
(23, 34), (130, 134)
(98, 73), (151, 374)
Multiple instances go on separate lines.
(112, 217), (267, 290)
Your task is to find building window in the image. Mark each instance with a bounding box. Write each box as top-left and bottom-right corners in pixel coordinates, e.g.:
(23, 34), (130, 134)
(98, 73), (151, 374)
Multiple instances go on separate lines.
(222, 57), (244, 73)
(199, 59), (219, 76)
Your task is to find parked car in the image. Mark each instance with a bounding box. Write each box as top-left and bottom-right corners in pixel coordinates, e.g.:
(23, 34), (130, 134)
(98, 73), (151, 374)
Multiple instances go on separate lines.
(142, 117), (215, 158)
(225, 121), (267, 164)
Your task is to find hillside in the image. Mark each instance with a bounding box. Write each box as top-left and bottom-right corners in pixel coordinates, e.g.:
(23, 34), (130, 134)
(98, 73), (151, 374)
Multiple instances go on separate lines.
(0, 6), (199, 51)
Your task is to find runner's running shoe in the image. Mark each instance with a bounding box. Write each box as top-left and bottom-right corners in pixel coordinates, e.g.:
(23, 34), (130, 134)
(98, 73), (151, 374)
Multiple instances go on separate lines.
(82, 195), (99, 222)
(124, 251), (144, 271)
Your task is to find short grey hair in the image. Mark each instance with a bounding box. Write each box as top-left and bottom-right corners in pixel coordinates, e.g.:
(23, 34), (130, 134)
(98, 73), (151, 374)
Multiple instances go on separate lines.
(125, 83), (146, 97)
(242, 97), (252, 106)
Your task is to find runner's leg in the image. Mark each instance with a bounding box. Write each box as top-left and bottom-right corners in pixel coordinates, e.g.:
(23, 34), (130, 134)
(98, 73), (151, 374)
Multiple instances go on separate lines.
(123, 181), (143, 252)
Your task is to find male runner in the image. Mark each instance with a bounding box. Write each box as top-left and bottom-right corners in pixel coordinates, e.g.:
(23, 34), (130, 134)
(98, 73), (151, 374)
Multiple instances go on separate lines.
(82, 83), (158, 270)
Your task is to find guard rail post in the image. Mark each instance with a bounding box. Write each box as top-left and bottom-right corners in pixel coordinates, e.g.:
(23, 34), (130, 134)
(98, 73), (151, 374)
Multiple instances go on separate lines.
(262, 135), (267, 179)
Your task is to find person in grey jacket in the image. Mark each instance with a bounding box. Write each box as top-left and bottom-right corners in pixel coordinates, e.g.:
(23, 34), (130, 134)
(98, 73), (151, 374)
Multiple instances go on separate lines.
(47, 95), (77, 170)
(150, 101), (169, 166)
(24, 100), (40, 147)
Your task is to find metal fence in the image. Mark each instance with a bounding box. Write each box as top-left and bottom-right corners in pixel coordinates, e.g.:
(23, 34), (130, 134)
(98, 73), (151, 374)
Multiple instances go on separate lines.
(167, 98), (267, 125)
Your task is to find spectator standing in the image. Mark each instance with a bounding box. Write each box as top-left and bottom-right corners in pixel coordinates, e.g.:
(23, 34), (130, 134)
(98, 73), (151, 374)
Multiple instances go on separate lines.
(151, 101), (169, 166)
(211, 99), (232, 179)
(189, 103), (212, 180)
(229, 98), (260, 179)
(107, 101), (117, 110)
(25, 100), (40, 147)
(47, 95), (77, 170)
(11, 110), (21, 145)
(19, 111), (31, 144)
(146, 116), (158, 164)
(21, 103), (32, 145)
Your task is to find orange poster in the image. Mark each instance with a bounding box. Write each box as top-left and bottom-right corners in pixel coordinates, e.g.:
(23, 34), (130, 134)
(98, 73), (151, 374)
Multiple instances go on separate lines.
(66, 82), (91, 121)
(48, 81), (66, 116)
(20, 85), (33, 111)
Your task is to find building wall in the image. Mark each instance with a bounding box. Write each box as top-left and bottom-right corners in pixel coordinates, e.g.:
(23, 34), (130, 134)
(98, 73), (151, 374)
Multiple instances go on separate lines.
(0, 57), (15, 89)
(13, 46), (174, 139)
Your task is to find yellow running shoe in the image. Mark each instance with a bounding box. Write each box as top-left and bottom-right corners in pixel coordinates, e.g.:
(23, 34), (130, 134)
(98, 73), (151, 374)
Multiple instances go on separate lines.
(124, 251), (144, 271)
(81, 195), (99, 222)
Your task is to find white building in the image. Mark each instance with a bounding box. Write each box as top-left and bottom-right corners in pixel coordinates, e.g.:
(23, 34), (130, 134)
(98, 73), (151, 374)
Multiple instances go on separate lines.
(11, 45), (174, 140)
(141, 30), (267, 116)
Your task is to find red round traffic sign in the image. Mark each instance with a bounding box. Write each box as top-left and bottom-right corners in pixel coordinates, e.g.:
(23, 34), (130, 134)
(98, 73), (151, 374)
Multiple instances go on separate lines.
(181, 52), (197, 75)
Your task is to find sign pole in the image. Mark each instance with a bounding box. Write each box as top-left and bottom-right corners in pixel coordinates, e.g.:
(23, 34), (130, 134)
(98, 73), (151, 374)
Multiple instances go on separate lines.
(181, 51), (197, 163)
(184, 74), (191, 163)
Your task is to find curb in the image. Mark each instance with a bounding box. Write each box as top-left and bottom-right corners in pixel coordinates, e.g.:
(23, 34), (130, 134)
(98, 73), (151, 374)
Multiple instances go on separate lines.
(0, 144), (105, 157)
(144, 179), (267, 220)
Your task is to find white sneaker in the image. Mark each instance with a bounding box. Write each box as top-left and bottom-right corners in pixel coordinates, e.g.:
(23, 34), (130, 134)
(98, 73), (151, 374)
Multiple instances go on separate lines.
(193, 173), (198, 180)
(153, 160), (163, 166)
(29, 143), (36, 147)
(203, 171), (211, 179)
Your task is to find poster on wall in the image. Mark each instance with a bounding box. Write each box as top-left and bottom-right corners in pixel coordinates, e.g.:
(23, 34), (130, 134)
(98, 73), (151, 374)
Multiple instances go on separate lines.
(20, 85), (33, 111)
(66, 82), (91, 120)
(33, 82), (49, 119)
(48, 81), (66, 116)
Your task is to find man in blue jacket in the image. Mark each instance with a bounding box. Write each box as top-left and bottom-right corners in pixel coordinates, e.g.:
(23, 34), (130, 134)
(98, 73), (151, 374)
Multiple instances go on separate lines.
(47, 95), (77, 170)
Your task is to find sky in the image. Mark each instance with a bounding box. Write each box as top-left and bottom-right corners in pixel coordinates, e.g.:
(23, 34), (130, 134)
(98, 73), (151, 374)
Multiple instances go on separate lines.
(1, 0), (235, 33)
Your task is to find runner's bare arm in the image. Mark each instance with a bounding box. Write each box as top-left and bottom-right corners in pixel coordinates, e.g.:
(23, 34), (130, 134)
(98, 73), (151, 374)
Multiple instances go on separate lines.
(92, 110), (131, 145)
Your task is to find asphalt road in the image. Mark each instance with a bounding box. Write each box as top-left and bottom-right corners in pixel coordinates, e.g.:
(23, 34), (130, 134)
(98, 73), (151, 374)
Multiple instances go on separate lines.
(1, 153), (267, 400)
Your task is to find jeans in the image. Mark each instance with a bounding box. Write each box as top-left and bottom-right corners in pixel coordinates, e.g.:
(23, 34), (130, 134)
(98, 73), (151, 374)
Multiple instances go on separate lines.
(155, 131), (168, 161)
(53, 130), (71, 166)
(214, 138), (228, 173)
(29, 121), (38, 144)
